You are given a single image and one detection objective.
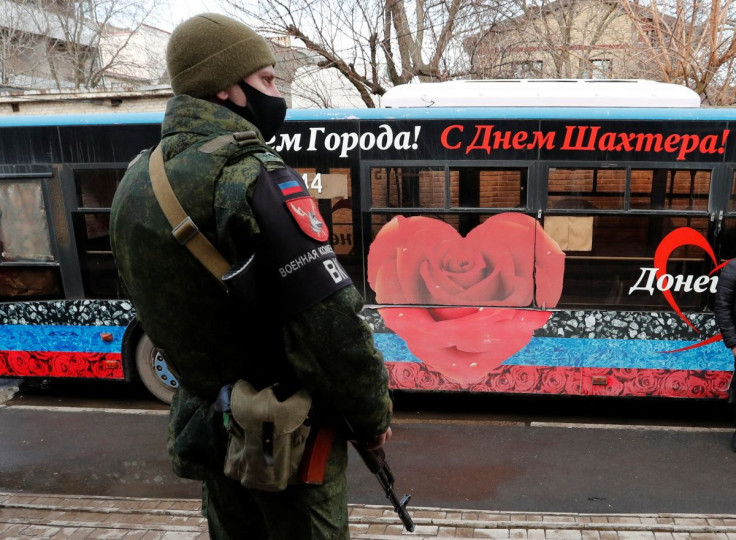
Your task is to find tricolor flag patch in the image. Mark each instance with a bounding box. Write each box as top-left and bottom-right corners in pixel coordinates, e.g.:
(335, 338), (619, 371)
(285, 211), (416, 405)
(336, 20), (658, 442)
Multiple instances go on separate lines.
(279, 180), (305, 197)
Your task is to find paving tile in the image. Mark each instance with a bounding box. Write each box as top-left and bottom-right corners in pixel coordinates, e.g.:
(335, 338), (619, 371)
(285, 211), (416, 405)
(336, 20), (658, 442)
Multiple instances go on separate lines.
(16, 524), (61, 538)
(473, 527), (510, 538)
(525, 530), (547, 540)
(674, 520), (709, 527)
(45, 527), (84, 539)
(82, 528), (128, 539)
(367, 523), (389, 534)
(159, 532), (203, 539)
(66, 528), (94, 539)
(616, 532), (656, 540)
(415, 510), (448, 519)
(689, 534), (731, 540)
(404, 524), (439, 536)
(607, 517), (644, 525)
(3, 492), (736, 539)
(544, 529), (583, 540)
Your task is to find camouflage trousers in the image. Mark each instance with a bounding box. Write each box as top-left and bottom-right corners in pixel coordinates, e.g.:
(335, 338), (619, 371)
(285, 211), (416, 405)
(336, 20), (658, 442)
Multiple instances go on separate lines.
(201, 441), (350, 540)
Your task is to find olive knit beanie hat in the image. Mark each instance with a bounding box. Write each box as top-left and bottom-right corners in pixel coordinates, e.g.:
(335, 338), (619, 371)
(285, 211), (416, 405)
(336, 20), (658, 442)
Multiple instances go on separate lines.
(167, 13), (276, 98)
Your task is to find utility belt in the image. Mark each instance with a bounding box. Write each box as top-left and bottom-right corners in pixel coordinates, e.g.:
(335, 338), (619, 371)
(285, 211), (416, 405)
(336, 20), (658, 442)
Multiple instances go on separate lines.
(214, 381), (335, 491)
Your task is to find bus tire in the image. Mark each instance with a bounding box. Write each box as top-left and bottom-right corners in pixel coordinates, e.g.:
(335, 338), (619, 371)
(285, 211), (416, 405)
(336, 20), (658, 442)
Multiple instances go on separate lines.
(135, 333), (177, 405)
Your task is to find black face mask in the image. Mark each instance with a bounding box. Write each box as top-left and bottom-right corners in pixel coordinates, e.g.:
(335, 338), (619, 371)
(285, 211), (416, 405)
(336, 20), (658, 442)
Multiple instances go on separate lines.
(223, 80), (287, 141)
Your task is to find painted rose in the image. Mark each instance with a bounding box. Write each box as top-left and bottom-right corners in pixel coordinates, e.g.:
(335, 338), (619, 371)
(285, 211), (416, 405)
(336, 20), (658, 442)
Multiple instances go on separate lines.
(368, 213), (564, 308)
(629, 371), (662, 395)
(368, 213), (565, 384)
(508, 365), (542, 394)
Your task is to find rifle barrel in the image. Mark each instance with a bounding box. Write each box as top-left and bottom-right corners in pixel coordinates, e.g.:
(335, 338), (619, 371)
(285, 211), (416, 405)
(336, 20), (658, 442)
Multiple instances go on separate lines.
(347, 432), (414, 532)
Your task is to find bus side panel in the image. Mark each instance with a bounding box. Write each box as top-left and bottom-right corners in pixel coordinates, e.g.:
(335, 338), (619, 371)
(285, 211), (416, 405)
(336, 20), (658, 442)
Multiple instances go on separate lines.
(364, 308), (732, 398)
(0, 300), (135, 380)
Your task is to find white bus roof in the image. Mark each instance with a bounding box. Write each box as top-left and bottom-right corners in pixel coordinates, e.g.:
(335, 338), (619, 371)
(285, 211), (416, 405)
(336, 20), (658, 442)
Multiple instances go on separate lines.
(380, 79), (702, 108)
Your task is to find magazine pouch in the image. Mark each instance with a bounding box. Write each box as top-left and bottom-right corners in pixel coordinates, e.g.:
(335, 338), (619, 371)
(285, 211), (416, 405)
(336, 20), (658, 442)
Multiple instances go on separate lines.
(224, 379), (312, 491)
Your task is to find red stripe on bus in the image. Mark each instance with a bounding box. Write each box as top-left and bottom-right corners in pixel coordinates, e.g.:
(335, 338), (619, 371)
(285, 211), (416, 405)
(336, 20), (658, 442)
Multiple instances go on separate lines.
(0, 351), (124, 380)
(385, 362), (730, 399)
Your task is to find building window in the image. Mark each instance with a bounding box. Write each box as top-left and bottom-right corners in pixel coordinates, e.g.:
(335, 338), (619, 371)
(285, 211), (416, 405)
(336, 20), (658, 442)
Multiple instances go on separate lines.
(510, 60), (543, 78)
(582, 58), (613, 79)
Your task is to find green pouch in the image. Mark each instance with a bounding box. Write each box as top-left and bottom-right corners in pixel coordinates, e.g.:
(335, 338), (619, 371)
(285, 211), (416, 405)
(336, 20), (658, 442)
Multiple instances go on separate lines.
(224, 379), (312, 491)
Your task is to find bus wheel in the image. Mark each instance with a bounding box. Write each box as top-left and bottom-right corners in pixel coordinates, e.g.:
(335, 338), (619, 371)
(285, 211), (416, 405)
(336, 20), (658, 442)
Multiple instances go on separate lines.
(135, 333), (177, 404)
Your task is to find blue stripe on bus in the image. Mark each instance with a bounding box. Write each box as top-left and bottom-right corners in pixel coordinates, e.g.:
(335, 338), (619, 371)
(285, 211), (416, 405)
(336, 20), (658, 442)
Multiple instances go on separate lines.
(0, 325), (125, 353)
(373, 333), (734, 371)
(5, 107), (736, 128)
(4, 323), (730, 370)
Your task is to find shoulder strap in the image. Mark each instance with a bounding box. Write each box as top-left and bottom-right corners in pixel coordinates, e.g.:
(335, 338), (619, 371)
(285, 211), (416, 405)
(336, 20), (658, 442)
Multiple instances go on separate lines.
(149, 144), (230, 288)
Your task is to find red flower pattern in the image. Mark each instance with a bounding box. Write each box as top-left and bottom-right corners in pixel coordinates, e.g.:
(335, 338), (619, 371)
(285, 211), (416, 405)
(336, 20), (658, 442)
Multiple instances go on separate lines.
(0, 351), (123, 380)
(385, 362), (730, 399)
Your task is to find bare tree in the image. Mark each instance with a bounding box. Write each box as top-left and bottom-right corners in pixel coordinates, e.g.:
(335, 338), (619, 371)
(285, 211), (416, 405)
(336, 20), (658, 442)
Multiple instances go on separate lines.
(1, 0), (52, 88)
(619, 0), (736, 105)
(1, 0), (166, 91)
(225, 0), (511, 107)
(466, 0), (652, 80)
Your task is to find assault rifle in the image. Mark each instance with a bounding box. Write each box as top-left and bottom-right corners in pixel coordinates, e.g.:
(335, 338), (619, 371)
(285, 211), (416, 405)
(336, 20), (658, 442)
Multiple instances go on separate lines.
(347, 425), (415, 533)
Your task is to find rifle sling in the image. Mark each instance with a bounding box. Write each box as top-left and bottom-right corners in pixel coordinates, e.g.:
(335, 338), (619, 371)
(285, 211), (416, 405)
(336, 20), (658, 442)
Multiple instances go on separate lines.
(149, 144), (230, 288)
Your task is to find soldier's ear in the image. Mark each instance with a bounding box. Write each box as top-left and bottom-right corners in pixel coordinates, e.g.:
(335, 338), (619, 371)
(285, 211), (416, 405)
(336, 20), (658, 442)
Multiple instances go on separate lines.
(215, 83), (247, 106)
(216, 88), (231, 101)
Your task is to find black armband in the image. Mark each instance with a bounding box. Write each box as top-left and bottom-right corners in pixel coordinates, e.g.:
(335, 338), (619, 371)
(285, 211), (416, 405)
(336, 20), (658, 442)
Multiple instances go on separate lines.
(252, 165), (353, 315)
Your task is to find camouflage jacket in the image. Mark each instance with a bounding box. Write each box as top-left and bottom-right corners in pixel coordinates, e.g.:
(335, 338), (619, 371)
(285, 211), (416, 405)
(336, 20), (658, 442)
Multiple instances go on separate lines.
(110, 95), (392, 478)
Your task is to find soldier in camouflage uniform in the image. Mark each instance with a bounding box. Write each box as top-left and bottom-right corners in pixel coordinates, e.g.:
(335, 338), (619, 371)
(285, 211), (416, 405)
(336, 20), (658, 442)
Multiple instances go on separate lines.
(109, 13), (392, 540)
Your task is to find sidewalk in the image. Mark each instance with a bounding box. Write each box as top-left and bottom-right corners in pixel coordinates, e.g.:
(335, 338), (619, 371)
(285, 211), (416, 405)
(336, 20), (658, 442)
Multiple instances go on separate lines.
(2, 492), (736, 540)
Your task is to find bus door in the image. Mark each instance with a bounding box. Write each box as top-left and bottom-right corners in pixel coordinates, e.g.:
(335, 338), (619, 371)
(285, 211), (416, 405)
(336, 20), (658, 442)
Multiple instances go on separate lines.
(62, 163), (128, 300)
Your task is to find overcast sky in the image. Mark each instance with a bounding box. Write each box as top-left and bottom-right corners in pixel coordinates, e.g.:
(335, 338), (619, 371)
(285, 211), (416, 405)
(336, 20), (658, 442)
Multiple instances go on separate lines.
(163, 0), (231, 31)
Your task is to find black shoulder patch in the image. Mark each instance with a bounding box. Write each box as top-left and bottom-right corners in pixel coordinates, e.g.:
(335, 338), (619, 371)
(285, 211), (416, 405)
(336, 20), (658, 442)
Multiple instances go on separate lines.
(253, 165), (352, 315)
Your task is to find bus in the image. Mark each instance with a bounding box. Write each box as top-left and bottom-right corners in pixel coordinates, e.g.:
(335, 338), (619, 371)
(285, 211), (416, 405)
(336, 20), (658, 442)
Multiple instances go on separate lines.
(1, 79), (734, 404)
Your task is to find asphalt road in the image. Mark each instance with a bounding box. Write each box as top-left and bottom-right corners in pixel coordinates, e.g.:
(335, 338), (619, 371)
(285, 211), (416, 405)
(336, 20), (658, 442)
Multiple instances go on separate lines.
(1, 377), (735, 515)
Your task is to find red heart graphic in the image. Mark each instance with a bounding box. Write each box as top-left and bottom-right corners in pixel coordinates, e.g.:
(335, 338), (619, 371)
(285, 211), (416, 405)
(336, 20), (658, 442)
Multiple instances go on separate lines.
(367, 213), (566, 384)
(653, 227), (725, 352)
(653, 227), (727, 332)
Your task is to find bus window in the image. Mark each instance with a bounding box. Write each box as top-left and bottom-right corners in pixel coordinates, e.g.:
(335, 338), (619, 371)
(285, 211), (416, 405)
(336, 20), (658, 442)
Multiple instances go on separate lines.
(721, 174), (736, 261)
(630, 169), (710, 210)
(546, 165), (712, 310)
(71, 168), (124, 299)
(370, 165), (528, 235)
(371, 166), (527, 210)
(452, 167), (526, 209)
(0, 180), (62, 298)
(548, 167), (626, 209)
(371, 166), (446, 208)
(556, 215), (711, 309)
(728, 173), (736, 213)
